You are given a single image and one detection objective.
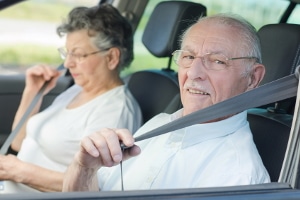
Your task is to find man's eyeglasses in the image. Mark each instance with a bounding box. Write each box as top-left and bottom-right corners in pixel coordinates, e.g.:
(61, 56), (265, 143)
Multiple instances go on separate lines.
(172, 50), (259, 71)
(58, 47), (109, 63)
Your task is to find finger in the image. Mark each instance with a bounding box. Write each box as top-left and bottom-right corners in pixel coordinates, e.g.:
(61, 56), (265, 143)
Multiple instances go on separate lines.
(89, 129), (118, 166)
(115, 129), (135, 148)
(122, 145), (141, 161)
(45, 74), (60, 92)
(42, 66), (60, 81)
(100, 129), (123, 164)
(26, 66), (44, 78)
(80, 136), (100, 157)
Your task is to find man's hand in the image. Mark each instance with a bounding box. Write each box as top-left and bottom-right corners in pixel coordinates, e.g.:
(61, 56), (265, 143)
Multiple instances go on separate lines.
(63, 128), (141, 191)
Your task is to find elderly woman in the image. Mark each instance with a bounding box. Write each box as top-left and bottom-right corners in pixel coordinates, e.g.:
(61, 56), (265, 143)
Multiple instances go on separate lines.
(0, 4), (142, 193)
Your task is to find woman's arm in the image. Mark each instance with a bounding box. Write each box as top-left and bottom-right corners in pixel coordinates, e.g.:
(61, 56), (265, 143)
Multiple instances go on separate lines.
(11, 65), (61, 152)
(0, 154), (64, 192)
(11, 88), (43, 152)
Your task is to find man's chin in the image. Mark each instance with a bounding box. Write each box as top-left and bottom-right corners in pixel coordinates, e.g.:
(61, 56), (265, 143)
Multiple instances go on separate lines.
(182, 105), (210, 116)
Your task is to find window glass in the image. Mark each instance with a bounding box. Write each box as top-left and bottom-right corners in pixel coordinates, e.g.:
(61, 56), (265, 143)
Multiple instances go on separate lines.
(126, 0), (293, 76)
(0, 0), (298, 75)
(288, 4), (300, 24)
(0, 0), (99, 74)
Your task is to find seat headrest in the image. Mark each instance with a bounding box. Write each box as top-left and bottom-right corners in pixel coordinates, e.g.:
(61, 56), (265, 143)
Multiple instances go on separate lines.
(258, 23), (300, 85)
(142, 1), (206, 58)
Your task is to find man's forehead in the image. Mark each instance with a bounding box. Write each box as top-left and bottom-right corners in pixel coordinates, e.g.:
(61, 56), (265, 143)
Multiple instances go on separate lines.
(182, 22), (241, 55)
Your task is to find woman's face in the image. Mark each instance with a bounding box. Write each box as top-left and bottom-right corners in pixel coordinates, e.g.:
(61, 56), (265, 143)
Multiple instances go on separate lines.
(63, 29), (115, 91)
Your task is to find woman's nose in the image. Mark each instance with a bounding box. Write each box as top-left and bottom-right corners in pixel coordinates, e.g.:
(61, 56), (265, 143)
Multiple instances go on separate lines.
(63, 55), (75, 69)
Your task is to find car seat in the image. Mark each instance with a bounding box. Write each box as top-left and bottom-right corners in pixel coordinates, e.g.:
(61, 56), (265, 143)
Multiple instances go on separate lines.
(124, 1), (206, 124)
(248, 23), (300, 182)
(258, 23), (300, 114)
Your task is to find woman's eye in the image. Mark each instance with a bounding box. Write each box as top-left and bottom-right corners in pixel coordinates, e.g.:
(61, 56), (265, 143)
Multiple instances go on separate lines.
(71, 53), (83, 58)
(182, 55), (194, 60)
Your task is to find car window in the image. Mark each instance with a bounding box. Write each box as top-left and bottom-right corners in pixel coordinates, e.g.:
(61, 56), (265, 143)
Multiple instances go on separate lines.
(0, 0), (99, 75)
(288, 4), (300, 23)
(122, 0), (294, 76)
(0, 0), (296, 76)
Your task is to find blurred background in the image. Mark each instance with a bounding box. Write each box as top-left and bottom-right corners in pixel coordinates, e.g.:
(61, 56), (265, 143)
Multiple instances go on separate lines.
(0, 0), (298, 75)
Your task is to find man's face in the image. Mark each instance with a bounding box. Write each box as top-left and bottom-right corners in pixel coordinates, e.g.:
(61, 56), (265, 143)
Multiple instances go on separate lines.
(178, 21), (255, 117)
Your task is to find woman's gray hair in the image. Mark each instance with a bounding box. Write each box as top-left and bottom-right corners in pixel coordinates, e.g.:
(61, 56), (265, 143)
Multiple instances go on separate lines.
(179, 13), (262, 76)
(57, 4), (133, 71)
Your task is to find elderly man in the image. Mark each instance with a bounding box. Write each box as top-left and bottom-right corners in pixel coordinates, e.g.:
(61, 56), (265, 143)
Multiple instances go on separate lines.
(63, 13), (270, 191)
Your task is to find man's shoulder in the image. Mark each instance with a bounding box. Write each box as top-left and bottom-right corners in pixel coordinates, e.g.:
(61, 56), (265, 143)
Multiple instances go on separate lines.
(133, 112), (173, 137)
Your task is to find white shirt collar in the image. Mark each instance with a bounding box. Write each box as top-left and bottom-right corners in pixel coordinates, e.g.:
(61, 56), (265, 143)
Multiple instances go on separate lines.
(169, 109), (248, 149)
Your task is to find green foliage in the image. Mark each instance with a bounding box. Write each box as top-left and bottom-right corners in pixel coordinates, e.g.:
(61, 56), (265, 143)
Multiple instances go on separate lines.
(0, 44), (62, 68)
(0, 1), (72, 22)
(122, 54), (170, 76)
(0, 0), (290, 73)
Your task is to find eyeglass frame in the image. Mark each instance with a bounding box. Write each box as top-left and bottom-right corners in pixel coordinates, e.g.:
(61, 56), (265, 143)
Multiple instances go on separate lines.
(57, 47), (109, 63)
(172, 50), (260, 70)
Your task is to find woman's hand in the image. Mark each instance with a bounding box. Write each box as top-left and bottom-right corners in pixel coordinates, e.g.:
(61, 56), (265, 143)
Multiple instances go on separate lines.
(0, 154), (24, 182)
(25, 64), (61, 96)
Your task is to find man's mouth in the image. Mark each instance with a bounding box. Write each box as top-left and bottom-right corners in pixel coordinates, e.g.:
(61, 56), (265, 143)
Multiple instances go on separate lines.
(188, 89), (209, 95)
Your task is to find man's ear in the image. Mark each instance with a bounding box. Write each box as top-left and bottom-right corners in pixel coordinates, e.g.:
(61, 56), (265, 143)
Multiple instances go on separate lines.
(106, 47), (120, 70)
(247, 63), (266, 89)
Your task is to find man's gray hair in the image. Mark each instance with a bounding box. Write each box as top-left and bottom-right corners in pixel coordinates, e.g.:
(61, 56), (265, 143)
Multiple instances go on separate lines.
(179, 13), (262, 76)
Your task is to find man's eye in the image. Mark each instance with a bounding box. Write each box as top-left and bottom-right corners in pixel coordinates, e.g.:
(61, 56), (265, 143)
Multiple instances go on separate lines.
(209, 55), (227, 65)
(214, 59), (226, 65)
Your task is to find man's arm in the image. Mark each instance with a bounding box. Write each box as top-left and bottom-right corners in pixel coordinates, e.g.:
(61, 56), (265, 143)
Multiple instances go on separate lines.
(62, 128), (141, 192)
(63, 160), (99, 191)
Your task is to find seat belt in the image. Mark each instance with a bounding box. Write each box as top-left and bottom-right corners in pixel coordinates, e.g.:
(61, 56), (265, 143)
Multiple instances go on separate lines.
(0, 66), (68, 155)
(0, 80), (51, 191)
(123, 69), (299, 146)
(0, 80), (50, 155)
(1, 67), (299, 190)
(119, 67), (300, 190)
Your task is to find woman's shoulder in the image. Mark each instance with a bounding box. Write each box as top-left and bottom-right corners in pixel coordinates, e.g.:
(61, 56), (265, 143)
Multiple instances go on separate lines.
(52, 85), (81, 104)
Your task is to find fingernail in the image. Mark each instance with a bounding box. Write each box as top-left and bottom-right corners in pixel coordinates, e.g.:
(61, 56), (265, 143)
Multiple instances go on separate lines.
(113, 154), (122, 162)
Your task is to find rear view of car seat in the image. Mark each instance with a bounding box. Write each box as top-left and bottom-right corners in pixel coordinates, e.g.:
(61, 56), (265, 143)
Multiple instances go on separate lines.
(248, 23), (300, 182)
(124, 1), (206, 124)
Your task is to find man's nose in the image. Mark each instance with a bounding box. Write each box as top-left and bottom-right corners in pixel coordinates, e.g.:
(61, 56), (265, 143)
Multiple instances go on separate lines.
(186, 57), (206, 79)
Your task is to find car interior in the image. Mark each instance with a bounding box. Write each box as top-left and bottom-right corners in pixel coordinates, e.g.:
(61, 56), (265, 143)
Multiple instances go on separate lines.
(2, 0), (300, 199)
(123, 1), (206, 123)
(248, 22), (300, 182)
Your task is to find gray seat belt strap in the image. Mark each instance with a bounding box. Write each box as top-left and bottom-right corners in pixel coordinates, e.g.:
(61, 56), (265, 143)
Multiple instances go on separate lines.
(0, 81), (50, 155)
(132, 72), (299, 144)
(120, 69), (299, 191)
